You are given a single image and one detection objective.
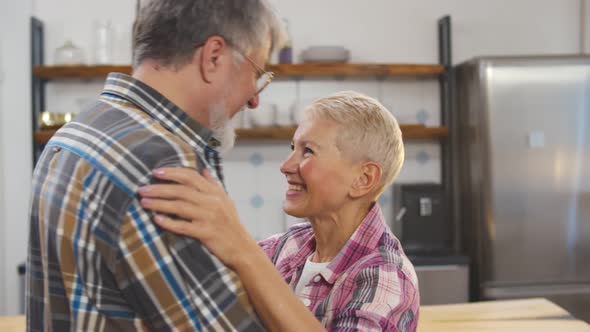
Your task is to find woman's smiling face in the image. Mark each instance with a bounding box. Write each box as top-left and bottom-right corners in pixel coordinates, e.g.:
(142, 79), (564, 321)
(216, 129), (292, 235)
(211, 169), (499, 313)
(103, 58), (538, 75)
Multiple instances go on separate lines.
(280, 117), (359, 218)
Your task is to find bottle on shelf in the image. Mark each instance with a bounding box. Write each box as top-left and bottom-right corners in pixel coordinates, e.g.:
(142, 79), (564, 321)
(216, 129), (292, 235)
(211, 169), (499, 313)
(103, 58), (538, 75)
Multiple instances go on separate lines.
(93, 20), (114, 64)
(278, 19), (293, 64)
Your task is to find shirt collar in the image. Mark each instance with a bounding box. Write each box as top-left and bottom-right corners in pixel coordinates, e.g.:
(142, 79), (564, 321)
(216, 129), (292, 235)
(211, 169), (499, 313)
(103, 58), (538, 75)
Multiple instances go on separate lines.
(289, 203), (388, 285)
(100, 73), (218, 152)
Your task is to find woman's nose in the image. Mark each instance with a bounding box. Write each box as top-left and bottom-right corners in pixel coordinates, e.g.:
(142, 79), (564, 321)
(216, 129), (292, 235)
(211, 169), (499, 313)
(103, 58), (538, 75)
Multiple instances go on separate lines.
(280, 153), (298, 175)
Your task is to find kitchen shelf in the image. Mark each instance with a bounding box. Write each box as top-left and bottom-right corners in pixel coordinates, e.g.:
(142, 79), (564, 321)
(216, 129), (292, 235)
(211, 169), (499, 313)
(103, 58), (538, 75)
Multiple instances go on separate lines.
(270, 63), (444, 77)
(33, 63), (444, 80)
(33, 65), (132, 79)
(33, 124), (448, 145)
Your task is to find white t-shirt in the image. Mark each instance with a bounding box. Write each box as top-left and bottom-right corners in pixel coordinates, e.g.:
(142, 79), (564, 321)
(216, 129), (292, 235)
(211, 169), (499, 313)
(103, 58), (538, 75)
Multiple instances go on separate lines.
(295, 255), (330, 295)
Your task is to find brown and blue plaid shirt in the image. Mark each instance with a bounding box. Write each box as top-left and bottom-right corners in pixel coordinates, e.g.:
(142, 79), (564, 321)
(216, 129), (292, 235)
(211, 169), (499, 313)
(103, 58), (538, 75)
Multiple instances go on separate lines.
(26, 73), (263, 331)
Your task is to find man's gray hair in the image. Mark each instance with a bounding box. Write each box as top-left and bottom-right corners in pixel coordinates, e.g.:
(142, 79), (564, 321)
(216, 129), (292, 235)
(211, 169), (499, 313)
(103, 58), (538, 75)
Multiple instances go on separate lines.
(133, 0), (283, 68)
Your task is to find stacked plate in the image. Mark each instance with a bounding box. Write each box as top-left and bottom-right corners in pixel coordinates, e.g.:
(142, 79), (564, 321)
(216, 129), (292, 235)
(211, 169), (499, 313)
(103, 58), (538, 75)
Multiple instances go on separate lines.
(301, 46), (350, 63)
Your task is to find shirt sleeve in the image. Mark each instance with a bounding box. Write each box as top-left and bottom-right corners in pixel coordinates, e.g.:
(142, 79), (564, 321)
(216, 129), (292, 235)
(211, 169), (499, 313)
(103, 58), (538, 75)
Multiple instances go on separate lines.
(257, 233), (283, 260)
(328, 265), (419, 332)
(113, 198), (264, 331)
(258, 222), (310, 262)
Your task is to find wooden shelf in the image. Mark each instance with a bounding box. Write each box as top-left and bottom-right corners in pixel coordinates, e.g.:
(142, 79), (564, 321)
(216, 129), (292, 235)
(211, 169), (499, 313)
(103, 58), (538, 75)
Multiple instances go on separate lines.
(34, 129), (57, 144)
(34, 124), (448, 145)
(236, 127), (297, 139)
(33, 65), (132, 79)
(269, 63), (444, 77)
(399, 124), (449, 139)
(33, 63), (444, 80)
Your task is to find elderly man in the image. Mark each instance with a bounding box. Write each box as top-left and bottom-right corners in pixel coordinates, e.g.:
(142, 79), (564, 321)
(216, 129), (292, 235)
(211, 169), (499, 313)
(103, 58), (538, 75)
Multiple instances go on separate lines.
(26, 0), (282, 330)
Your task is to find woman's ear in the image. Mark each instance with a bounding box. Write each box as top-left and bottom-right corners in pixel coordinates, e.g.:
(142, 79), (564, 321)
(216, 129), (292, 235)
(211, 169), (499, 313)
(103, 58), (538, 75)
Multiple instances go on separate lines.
(198, 35), (228, 84)
(349, 162), (382, 198)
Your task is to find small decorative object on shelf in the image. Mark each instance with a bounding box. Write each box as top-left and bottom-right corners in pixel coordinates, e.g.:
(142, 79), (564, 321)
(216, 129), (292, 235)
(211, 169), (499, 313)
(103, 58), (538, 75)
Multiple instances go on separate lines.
(39, 111), (74, 129)
(93, 20), (114, 64)
(301, 46), (350, 64)
(54, 40), (85, 65)
(248, 103), (278, 127)
(278, 19), (293, 64)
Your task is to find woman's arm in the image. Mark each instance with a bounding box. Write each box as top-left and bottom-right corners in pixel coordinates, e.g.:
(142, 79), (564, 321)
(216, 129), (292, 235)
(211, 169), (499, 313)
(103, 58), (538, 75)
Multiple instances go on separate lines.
(138, 167), (325, 332)
(233, 243), (324, 332)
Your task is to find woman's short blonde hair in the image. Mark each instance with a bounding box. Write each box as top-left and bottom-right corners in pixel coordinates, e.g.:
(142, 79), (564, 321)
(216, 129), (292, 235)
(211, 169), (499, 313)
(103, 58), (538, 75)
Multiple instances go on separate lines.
(304, 91), (404, 196)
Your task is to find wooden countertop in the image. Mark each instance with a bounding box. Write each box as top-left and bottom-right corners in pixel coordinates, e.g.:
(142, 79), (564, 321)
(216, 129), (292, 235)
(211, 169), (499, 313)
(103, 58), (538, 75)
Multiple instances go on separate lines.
(1, 298), (589, 331)
(419, 298), (590, 332)
(0, 316), (24, 332)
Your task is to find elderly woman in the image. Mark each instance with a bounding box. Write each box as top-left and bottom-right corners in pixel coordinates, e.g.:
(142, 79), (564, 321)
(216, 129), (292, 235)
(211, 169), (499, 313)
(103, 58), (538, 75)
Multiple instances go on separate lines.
(139, 91), (420, 331)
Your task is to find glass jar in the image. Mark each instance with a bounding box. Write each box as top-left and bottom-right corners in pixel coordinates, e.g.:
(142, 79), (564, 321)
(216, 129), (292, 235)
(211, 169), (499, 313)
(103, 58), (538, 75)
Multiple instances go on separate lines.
(54, 40), (85, 65)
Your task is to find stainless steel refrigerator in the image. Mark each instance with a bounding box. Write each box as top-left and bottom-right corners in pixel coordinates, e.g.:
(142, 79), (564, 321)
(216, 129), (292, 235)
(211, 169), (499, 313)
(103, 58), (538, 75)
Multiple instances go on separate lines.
(454, 55), (590, 321)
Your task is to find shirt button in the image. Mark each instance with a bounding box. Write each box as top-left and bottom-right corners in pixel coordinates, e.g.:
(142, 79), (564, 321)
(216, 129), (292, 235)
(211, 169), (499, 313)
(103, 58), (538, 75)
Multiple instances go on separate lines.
(302, 298), (311, 306)
(313, 275), (321, 283)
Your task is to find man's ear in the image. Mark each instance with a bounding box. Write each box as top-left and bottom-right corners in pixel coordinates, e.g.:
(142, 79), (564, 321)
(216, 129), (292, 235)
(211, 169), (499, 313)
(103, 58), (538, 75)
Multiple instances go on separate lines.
(197, 36), (228, 84)
(349, 162), (382, 199)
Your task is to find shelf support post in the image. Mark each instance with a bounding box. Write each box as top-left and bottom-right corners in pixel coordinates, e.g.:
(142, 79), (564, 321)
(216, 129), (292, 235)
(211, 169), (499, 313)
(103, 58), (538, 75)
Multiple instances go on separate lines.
(31, 17), (45, 166)
(438, 15), (460, 255)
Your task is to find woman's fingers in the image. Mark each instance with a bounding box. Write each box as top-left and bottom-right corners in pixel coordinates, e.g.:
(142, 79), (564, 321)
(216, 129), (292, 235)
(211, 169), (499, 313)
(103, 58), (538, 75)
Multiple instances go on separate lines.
(138, 184), (204, 204)
(201, 169), (224, 190)
(141, 197), (214, 221)
(154, 214), (208, 239)
(152, 167), (215, 192)
(138, 182), (220, 206)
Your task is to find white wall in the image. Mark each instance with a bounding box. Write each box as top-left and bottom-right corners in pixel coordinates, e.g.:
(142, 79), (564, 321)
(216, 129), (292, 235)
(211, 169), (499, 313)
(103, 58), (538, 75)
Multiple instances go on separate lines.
(36, 0), (581, 66)
(0, 0), (33, 315)
(273, 0), (580, 64)
(0, 0), (584, 314)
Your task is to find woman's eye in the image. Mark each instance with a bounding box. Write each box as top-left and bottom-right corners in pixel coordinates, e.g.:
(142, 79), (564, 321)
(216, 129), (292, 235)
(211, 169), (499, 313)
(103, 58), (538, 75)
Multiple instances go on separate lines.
(303, 147), (314, 155)
(290, 143), (295, 151)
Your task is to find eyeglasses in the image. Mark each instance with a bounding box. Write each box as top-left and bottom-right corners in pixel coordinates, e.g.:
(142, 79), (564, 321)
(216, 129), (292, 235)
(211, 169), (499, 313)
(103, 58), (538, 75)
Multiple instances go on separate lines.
(195, 39), (274, 94)
(235, 50), (274, 95)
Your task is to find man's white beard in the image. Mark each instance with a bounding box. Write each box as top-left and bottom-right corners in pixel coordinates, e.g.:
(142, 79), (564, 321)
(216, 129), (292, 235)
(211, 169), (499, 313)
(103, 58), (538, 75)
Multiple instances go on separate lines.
(209, 101), (237, 155)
